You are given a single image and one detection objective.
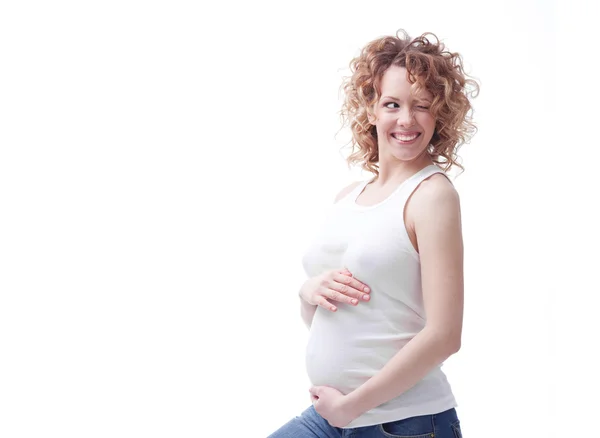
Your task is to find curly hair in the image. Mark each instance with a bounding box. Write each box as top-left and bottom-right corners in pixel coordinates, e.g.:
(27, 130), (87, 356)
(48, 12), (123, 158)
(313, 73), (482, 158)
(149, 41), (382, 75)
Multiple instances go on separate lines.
(340, 29), (479, 175)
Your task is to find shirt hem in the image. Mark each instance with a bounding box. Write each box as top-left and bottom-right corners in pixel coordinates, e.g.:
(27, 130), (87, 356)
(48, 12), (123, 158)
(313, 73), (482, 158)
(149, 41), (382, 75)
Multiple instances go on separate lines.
(342, 397), (457, 429)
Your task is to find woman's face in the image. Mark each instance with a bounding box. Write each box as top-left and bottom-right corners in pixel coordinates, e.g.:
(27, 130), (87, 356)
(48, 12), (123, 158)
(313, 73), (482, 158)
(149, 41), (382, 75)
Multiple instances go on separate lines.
(370, 66), (436, 164)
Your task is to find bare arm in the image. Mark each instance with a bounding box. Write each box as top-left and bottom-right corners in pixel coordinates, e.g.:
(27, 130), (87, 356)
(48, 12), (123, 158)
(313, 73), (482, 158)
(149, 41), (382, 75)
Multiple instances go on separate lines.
(343, 175), (464, 416)
(300, 292), (318, 329)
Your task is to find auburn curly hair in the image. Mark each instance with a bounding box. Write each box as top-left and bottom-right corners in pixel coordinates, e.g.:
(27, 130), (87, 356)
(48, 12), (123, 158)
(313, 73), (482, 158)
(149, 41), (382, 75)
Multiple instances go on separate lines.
(340, 29), (479, 175)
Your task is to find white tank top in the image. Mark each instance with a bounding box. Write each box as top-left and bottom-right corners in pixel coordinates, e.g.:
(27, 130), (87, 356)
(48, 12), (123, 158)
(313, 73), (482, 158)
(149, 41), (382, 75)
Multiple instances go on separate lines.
(302, 164), (457, 428)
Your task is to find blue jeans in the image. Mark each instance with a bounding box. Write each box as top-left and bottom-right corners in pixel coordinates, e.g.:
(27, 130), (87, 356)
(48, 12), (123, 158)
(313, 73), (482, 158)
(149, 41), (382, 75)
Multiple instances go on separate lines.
(268, 405), (462, 438)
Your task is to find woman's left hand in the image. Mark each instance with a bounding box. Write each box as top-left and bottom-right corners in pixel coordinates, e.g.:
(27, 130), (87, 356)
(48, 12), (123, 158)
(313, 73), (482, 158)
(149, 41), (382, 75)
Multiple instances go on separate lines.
(309, 385), (357, 428)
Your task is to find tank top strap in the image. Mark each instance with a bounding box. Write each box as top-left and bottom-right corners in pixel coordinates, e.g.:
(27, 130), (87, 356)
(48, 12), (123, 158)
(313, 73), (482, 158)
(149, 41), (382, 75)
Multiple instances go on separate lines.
(341, 165), (450, 210)
(352, 179), (372, 198)
(337, 178), (371, 205)
(393, 164), (451, 204)
(407, 164), (449, 188)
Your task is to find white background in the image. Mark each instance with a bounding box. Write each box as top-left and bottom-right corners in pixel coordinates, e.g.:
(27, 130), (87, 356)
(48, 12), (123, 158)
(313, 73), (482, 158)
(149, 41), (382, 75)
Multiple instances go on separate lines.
(1, 1), (598, 437)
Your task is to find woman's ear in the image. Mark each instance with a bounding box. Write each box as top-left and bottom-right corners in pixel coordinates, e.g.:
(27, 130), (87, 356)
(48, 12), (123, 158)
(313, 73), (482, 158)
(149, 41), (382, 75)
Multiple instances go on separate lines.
(367, 110), (376, 125)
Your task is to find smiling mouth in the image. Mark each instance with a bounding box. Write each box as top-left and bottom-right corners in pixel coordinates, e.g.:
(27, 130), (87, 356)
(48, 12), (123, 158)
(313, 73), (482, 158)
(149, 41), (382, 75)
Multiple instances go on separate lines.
(391, 132), (421, 142)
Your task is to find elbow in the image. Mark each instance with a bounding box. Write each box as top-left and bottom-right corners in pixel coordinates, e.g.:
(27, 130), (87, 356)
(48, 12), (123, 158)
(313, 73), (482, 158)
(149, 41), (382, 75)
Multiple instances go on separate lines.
(441, 338), (461, 357)
(427, 326), (461, 355)
(451, 338), (461, 354)
(443, 328), (461, 354)
(447, 331), (461, 354)
(438, 335), (460, 356)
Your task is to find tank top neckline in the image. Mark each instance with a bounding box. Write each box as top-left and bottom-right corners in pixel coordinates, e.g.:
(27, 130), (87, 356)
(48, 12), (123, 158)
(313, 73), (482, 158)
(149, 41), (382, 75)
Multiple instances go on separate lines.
(351, 164), (443, 211)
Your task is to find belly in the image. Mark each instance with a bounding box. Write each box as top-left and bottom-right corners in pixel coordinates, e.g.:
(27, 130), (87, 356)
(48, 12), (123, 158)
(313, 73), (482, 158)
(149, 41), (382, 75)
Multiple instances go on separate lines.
(305, 305), (408, 395)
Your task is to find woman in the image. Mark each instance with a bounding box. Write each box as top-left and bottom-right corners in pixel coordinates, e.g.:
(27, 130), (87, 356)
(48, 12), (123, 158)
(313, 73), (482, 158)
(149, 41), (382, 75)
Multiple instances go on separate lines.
(269, 30), (479, 438)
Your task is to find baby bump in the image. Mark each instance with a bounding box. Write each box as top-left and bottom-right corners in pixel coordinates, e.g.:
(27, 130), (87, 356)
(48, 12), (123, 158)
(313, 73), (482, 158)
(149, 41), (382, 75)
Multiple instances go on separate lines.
(304, 308), (401, 394)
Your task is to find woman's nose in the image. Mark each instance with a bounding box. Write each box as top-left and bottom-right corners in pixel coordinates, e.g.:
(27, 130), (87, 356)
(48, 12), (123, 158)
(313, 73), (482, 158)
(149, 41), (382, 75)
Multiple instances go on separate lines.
(397, 107), (415, 127)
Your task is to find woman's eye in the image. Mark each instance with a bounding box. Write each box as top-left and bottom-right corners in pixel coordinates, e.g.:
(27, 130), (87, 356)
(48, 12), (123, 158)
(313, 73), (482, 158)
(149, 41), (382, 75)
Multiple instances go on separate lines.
(416, 105), (430, 110)
(384, 102), (399, 109)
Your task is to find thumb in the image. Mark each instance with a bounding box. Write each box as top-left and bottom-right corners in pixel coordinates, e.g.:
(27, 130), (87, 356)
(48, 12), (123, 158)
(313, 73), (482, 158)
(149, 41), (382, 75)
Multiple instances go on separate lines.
(309, 386), (319, 397)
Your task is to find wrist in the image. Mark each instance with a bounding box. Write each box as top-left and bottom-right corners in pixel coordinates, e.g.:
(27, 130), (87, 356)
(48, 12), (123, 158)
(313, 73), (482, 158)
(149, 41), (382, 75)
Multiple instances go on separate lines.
(342, 391), (366, 420)
(298, 282), (314, 305)
(300, 294), (316, 307)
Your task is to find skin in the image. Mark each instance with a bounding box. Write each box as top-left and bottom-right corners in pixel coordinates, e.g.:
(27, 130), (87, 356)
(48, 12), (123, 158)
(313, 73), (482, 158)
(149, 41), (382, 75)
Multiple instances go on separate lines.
(308, 66), (465, 427)
(299, 268), (371, 328)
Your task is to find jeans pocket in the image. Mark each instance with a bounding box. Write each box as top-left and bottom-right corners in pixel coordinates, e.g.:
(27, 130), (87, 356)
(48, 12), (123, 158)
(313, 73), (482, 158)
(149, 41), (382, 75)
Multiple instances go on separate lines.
(451, 419), (463, 438)
(378, 418), (434, 438)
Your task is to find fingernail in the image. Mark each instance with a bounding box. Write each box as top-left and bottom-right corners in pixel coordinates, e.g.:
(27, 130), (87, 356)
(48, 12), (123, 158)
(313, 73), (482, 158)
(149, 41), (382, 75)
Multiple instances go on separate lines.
(363, 294), (369, 300)
(364, 287), (370, 292)
(351, 299), (357, 304)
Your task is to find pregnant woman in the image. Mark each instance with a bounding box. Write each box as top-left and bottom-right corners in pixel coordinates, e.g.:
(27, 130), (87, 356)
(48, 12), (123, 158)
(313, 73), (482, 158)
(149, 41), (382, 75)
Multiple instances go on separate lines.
(268, 29), (479, 438)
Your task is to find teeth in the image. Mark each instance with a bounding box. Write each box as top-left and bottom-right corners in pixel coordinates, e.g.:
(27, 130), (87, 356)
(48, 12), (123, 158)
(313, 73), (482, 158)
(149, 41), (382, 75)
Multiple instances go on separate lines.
(393, 133), (419, 141)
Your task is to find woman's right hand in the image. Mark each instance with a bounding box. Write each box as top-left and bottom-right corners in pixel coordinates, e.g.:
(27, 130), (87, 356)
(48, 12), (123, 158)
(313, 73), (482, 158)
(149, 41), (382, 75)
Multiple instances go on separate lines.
(299, 268), (371, 312)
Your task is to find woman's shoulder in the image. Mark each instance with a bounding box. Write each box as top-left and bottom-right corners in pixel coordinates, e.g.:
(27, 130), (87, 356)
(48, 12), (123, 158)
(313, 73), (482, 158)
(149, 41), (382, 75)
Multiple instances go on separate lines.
(420, 171), (456, 193)
(411, 172), (460, 217)
(334, 181), (363, 203)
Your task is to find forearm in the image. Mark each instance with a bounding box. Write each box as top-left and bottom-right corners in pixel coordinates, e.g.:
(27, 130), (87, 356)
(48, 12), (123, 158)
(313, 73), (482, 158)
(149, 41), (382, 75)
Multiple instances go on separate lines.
(300, 297), (317, 329)
(344, 327), (460, 417)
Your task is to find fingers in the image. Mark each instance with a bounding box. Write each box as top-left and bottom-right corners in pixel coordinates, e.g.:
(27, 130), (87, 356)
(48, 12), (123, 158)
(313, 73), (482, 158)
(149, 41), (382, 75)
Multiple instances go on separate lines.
(315, 289), (365, 312)
(313, 269), (372, 312)
(327, 286), (357, 306)
(315, 296), (338, 312)
(316, 290), (356, 311)
(333, 272), (371, 301)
